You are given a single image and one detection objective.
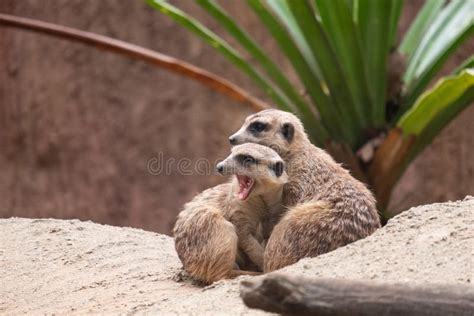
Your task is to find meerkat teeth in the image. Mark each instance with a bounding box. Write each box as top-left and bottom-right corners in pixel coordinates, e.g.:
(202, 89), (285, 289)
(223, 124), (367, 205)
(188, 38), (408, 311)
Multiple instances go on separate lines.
(236, 175), (254, 200)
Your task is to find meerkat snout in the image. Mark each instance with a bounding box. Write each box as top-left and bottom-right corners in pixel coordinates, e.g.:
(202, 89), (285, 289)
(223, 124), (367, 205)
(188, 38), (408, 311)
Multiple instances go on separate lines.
(228, 136), (237, 145)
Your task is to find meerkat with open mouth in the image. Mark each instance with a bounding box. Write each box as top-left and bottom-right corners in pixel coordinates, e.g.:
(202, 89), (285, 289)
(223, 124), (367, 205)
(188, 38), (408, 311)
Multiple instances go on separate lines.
(173, 143), (287, 284)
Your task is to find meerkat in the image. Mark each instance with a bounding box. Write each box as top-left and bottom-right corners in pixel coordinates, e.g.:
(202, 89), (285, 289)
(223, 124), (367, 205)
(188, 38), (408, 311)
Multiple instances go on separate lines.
(173, 143), (288, 284)
(229, 109), (381, 272)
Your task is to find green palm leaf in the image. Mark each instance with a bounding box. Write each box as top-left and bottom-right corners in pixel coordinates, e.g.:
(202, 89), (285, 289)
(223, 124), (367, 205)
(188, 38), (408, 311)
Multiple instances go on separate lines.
(266, 1), (323, 79)
(196, 0), (310, 116)
(285, 0), (360, 147)
(388, 0), (404, 48)
(402, 0), (474, 111)
(248, 0), (344, 143)
(398, 68), (474, 163)
(315, 0), (373, 128)
(145, 0), (292, 112)
(196, 0), (331, 145)
(399, 0), (444, 59)
(356, 0), (395, 126)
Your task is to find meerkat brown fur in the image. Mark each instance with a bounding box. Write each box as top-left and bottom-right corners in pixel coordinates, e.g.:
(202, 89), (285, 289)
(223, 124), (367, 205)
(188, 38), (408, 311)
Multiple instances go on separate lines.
(229, 109), (381, 272)
(173, 143), (288, 284)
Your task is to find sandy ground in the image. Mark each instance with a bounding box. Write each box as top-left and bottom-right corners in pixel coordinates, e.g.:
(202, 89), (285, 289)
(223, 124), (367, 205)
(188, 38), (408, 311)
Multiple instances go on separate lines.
(1, 197), (473, 315)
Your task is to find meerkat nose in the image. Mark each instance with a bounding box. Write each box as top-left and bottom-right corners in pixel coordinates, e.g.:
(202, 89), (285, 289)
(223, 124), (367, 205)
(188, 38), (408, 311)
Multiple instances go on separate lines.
(216, 164), (224, 174)
(229, 136), (237, 145)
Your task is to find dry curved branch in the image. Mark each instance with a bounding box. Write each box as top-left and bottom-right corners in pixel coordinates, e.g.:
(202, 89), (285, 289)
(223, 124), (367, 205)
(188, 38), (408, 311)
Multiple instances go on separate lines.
(0, 13), (269, 112)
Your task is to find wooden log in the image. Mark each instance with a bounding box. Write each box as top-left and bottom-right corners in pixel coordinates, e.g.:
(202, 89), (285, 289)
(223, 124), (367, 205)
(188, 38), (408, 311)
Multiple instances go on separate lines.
(240, 274), (474, 316)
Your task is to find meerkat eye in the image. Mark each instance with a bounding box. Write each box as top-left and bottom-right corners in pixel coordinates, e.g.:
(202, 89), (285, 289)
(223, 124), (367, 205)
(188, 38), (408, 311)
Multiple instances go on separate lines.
(271, 161), (284, 177)
(236, 154), (257, 165)
(281, 123), (295, 143)
(248, 121), (268, 134)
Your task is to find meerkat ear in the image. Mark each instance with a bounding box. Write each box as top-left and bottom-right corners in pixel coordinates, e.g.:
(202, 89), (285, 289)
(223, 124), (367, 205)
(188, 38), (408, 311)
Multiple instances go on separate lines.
(271, 161), (284, 177)
(281, 123), (294, 143)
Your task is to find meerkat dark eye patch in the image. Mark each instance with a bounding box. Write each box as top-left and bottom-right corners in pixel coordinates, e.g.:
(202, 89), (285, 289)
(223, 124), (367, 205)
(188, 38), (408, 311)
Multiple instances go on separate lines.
(271, 161), (284, 177)
(248, 121), (268, 135)
(235, 154), (257, 166)
(281, 123), (294, 143)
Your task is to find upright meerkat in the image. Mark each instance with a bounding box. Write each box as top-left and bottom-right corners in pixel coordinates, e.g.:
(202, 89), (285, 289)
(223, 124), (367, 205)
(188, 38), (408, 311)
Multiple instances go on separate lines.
(229, 109), (381, 272)
(173, 143), (288, 284)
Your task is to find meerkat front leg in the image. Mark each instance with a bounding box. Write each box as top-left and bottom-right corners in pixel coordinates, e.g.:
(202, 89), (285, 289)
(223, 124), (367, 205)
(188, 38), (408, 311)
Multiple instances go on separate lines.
(237, 232), (264, 270)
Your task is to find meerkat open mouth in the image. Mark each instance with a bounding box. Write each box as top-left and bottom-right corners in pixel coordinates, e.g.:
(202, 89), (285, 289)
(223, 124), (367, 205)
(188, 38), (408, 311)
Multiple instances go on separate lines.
(236, 175), (255, 200)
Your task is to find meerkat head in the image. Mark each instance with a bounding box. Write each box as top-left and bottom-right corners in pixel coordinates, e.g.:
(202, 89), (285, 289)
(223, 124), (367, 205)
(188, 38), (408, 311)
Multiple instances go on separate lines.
(228, 109), (308, 157)
(216, 143), (288, 201)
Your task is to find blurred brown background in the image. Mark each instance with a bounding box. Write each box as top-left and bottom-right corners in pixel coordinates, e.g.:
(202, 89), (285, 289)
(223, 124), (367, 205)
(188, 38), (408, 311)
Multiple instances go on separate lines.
(0, 0), (472, 235)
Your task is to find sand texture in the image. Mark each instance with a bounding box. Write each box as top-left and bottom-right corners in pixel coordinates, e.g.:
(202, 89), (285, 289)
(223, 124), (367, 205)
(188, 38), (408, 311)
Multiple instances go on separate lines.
(1, 197), (473, 314)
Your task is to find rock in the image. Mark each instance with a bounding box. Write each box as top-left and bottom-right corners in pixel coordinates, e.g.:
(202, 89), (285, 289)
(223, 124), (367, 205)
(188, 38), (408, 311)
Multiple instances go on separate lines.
(0, 197), (472, 314)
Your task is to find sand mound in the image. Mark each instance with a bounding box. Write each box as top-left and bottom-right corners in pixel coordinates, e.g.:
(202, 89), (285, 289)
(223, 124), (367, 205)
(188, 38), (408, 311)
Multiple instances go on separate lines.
(1, 197), (472, 314)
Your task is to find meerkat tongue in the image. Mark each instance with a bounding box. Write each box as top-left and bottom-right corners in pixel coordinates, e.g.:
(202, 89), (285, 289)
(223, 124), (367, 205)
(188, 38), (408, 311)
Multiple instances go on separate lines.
(236, 175), (255, 200)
